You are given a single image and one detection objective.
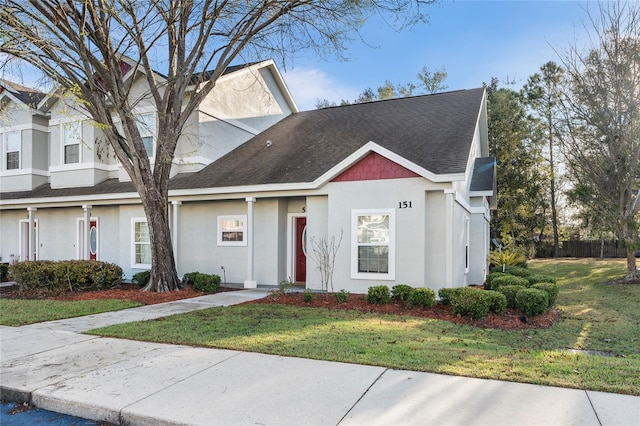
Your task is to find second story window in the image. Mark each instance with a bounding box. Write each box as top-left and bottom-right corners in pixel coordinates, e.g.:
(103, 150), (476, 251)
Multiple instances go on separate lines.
(63, 122), (81, 164)
(136, 113), (155, 158)
(5, 131), (20, 170)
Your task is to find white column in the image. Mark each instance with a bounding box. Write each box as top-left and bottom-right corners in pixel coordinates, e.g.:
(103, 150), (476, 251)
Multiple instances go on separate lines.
(27, 207), (37, 261)
(244, 197), (257, 288)
(171, 201), (181, 268)
(444, 190), (455, 287)
(82, 205), (92, 260)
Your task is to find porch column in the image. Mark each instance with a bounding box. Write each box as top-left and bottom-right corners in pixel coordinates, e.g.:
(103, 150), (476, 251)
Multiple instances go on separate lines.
(244, 197), (257, 288)
(171, 201), (181, 269)
(444, 190), (454, 287)
(82, 205), (92, 260)
(27, 207), (37, 261)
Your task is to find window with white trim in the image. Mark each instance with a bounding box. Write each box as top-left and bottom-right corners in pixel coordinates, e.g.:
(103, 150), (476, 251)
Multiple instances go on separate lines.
(217, 215), (247, 246)
(132, 218), (151, 268)
(136, 113), (155, 157)
(63, 121), (81, 164)
(5, 131), (20, 170)
(352, 209), (395, 279)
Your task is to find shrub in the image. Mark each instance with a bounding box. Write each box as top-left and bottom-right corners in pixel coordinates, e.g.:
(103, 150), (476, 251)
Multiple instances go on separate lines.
(278, 279), (293, 295)
(526, 274), (557, 285)
(366, 285), (390, 305)
(485, 290), (507, 314)
(335, 289), (350, 303)
(132, 270), (151, 287)
(532, 282), (559, 306)
(451, 287), (491, 320)
(486, 274), (529, 290)
(0, 263), (9, 281)
(303, 289), (315, 302)
(9, 260), (122, 293)
(193, 273), (221, 293)
(408, 288), (436, 309)
(485, 272), (507, 288)
(497, 285), (527, 308)
(391, 284), (414, 302)
(515, 288), (549, 317)
(182, 271), (200, 285)
(438, 287), (462, 305)
(503, 266), (532, 277)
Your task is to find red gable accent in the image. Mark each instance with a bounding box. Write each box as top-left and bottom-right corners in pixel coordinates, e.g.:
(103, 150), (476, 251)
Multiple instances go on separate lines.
(332, 152), (420, 182)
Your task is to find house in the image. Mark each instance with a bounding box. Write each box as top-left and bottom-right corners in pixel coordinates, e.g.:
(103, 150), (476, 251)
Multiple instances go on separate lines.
(0, 65), (495, 294)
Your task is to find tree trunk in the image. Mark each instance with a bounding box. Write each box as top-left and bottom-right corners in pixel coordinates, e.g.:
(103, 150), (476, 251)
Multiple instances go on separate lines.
(625, 246), (639, 282)
(141, 190), (181, 292)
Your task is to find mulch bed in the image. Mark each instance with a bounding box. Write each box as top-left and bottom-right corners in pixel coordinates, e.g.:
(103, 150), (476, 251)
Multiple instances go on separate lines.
(0, 284), (562, 330)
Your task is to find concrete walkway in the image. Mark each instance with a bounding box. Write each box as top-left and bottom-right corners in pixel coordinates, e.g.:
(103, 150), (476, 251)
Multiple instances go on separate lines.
(1, 290), (638, 426)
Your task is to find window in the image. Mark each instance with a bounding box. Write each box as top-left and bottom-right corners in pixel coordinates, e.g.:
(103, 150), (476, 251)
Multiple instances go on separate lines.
(136, 113), (155, 157)
(132, 218), (151, 268)
(63, 122), (81, 164)
(5, 131), (20, 170)
(352, 209), (395, 279)
(217, 215), (247, 246)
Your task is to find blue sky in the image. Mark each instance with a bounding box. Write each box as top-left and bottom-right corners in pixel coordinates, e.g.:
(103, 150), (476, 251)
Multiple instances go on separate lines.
(283, 0), (594, 110)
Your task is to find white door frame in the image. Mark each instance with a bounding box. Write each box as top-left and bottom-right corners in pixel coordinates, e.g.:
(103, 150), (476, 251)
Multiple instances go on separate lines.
(18, 219), (38, 261)
(76, 217), (99, 260)
(286, 213), (307, 283)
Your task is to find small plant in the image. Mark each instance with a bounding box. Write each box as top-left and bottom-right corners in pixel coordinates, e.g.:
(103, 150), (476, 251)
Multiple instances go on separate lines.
(485, 290), (507, 314)
(366, 285), (390, 305)
(451, 287), (491, 320)
(193, 273), (221, 293)
(532, 282), (559, 306)
(408, 288), (436, 309)
(526, 274), (557, 285)
(278, 279), (293, 295)
(335, 289), (350, 303)
(488, 249), (527, 269)
(515, 288), (549, 317)
(486, 274), (529, 290)
(497, 285), (527, 308)
(132, 270), (151, 288)
(303, 289), (315, 302)
(438, 287), (462, 305)
(391, 284), (414, 302)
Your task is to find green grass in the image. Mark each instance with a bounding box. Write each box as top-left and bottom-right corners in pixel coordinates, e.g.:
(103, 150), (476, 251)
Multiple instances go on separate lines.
(0, 299), (142, 326)
(86, 259), (639, 395)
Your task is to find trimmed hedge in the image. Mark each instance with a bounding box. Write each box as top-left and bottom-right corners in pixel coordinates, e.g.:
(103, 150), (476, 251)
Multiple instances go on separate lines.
(451, 287), (492, 320)
(503, 266), (533, 277)
(526, 274), (557, 285)
(408, 288), (436, 309)
(486, 290), (507, 314)
(0, 263), (9, 281)
(391, 284), (414, 302)
(438, 287), (462, 305)
(366, 285), (391, 305)
(193, 273), (221, 293)
(132, 270), (151, 287)
(485, 272), (507, 288)
(532, 282), (559, 306)
(182, 271), (200, 285)
(515, 288), (549, 317)
(335, 289), (350, 303)
(497, 285), (527, 308)
(486, 274), (529, 290)
(9, 260), (122, 293)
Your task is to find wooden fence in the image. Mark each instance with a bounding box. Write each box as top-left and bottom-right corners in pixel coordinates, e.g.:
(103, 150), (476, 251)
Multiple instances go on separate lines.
(559, 240), (627, 258)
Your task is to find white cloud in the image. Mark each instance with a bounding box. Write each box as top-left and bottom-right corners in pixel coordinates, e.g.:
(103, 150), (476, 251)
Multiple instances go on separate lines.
(282, 68), (359, 111)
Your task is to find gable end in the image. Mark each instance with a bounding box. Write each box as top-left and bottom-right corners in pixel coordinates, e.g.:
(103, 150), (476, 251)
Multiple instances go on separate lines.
(331, 152), (420, 182)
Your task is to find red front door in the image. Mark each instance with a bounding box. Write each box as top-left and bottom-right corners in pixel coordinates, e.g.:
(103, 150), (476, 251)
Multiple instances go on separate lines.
(89, 220), (98, 260)
(295, 217), (307, 282)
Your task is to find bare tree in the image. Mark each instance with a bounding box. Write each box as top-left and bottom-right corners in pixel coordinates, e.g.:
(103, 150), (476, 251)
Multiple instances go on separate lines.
(559, 1), (640, 280)
(0, 0), (431, 291)
(309, 230), (343, 292)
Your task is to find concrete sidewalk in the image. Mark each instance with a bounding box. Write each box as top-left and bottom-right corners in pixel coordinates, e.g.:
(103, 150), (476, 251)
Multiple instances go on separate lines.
(1, 290), (639, 426)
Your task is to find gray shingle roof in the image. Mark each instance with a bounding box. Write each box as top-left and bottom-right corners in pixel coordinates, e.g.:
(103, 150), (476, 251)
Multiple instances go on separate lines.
(173, 88), (486, 189)
(0, 80), (47, 108)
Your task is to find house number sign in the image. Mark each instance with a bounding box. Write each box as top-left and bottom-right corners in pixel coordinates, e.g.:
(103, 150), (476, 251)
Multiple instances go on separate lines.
(398, 201), (413, 209)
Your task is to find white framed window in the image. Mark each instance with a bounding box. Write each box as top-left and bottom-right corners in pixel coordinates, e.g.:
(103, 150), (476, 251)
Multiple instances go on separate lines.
(131, 218), (151, 268)
(351, 209), (395, 280)
(5, 131), (20, 170)
(136, 113), (155, 157)
(217, 215), (247, 246)
(63, 121), (81, 164)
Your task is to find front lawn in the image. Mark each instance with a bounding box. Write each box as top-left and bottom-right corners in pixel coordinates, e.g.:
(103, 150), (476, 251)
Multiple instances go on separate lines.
(89, 259), (640, 395)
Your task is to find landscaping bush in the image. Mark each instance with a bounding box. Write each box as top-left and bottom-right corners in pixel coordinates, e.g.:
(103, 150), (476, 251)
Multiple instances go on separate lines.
(486, 274), (529, 290)
(451, 287), (491, 320)
(485, 272), (507, 289)
(303, 289), (315, 302)
(132, 270), (151, 287)
(0, 263), (9, 281)
(503, 266), (532, 277)
(485, 290), (507, 314)
(366, 285), (390, 305)
(182, 271), (200, 285)
(526, 274), (557, 285)
(9, 260), (122, 293)
(438, 287), (462, 306)
(532, 282), (559, 306)
(407, 288), (436, 309)
(391, 284), (414, 302)
(515, 288), (549, 317)
(335, 289), (350, 303)
(193, 273), (221, 293)
(497, 285), (527, 308)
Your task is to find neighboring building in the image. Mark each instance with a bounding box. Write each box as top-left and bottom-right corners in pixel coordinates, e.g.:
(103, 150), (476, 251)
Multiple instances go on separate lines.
(0, 67), (495, 294)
